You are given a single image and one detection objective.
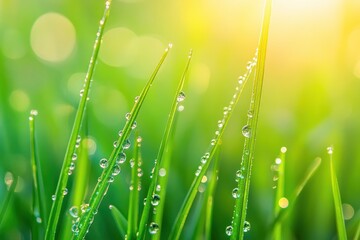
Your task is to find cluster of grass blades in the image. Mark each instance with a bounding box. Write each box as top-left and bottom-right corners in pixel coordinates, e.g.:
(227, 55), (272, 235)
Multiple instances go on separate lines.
(18, 0), (357, 239)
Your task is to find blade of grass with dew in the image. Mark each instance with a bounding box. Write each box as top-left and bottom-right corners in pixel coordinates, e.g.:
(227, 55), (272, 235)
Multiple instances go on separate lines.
(328, 146), (347, 240)
(60, 133), (91, 240)
(137, 49), (192, 240)
(73, 44), (171, 240)
(127, 134), (143, 240)
(272, 147), (287, 240)
(0, 173), (18, 228)
(204, 147), (220, 239)
(269, 157), (321, 232)
(110, 205), (128, 238)
(29, 110), (47, 239)
(230, 1), (272, 239)
(169, 49), (258, 240)
(45, 2), (112, 239)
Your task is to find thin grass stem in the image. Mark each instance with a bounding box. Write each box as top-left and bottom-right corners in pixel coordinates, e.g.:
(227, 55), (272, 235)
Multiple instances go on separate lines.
(127, 134), (142, 240)
(138, 49), (192, 240)
(110, 205), (128, 238)
(230, 1), (272, 239)
(328, 146), (347, 240)
(45, 1), (112, 239)
(29, 110), (47, 239)
(0, 173), (18, 228)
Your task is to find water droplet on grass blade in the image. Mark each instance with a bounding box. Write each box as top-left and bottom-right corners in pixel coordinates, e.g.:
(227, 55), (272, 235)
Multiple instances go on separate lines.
(63, 188), (68, 196)
(149, 222), (159, 234)
(125, 112), (131, 121)
(244, 221), (251, 232)
(327, 146), (333, 155)
(69, 206), (79, 218)
(151, 194), (160, 206)
(72, 153), (77, 161)
(177, 91), (186, 102)
(242, 125), (251, 138)
(225, 225), (233, 236)
(52, 195), (56, 201)
(123, 139), (131, 149)
(232, 188), (240, 198)
(116, 152), (126, 164)
(178, 105), (184, 112)
(99, 158), (108, 168)
(112, 165), (121, 176)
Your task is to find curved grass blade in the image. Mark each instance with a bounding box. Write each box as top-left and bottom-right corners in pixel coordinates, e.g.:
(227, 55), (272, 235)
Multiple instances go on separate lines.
(45, 1), (112, 239)
(73, 44), (171, 240)
(29, 110), (47, 239)
(127, 134), (143, 240)
(169, 50), (258, 240)
(110, 205), (128, 238)
(230, 1), (272, 239)
(0, 173), (18, 228)
(328, 146), (347, 239)
(137, 50), (192, 240)
(270, 157), (321, 231)
(272, 147), (287, 240)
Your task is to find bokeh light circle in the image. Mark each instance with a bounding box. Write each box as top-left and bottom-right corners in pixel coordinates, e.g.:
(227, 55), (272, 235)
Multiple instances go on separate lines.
(30, 12), (76, 62)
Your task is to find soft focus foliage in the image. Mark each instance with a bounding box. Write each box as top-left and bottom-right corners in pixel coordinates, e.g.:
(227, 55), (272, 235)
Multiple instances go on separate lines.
(0, 0), (359, 239)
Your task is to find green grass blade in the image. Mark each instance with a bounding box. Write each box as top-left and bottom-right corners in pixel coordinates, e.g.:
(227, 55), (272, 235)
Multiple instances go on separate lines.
(169, 49), (258, 240)
(230, 1), (272, 239)
(270, 157), (321, 230)
(60, 134), (91, 240)
(110, 205), (128, 238)
(45, 1), (112, 239)
(0, 173), (18, 228)
(204, 148), (220, 239)
(137, 49), (192, 240)
(73, 44), (171, 240)
(272, 147), (287, 240)
(127, 134), (142, 240)
(328, 146), (347, 240)
(355, 220), (360, 240)
(29, 110), (47, 239)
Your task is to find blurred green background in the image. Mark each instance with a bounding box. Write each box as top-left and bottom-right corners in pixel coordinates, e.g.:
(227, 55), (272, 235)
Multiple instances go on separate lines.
(1, 0), (360, 239)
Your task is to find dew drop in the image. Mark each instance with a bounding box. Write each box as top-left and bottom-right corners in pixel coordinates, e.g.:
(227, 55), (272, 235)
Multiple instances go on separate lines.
(236, 169), (244, 180)
(79, 89), (84, 97)
(118, 130), (123, 137)
(71, 224), (79, 234)
(52, 195), (56, 201)
(116, 152), (126, 164)
(275, 157), (281, 165)
(151, 194), (160, 206)
(69, 162), (75, 171)
(99, 158), (109, 168)
(63, 188), (68, 196)
(131, 121), (137, 130)
(112, 165), (121, 176)
(243, 221), (251, 232)
(134, 96), (140, 103)
(232, 188), (240, 198)
(177, 91), (186, 102)
(159, 168), (166, 177)
(30, 109), (39, 116)
(247, 110), (253, 118)
(137, 168), (143, 177)
(69, 206), (79, 218)
(211, 139), (216, 145)
(225, 225), (233, 236)
(201, 156), (207, 164)
(195, 169), (201, 176)
(129, 159), (135, 168)
(242, 125), (251, 138)
(125, 112), (131, 121)
(218, 120), (224, 128)
(113, 141), (119, 148)
(108, 176), (114, 183)
(123, 139), (131, 149)
(72, 153), (77, 161)
(156, 184), (161, 192)
(80, 203), (90, 213)
(280, 146), (287, 153)
(149, 222), (159, 234)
